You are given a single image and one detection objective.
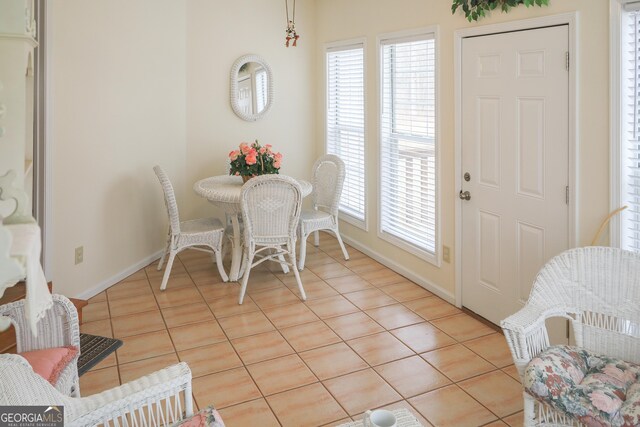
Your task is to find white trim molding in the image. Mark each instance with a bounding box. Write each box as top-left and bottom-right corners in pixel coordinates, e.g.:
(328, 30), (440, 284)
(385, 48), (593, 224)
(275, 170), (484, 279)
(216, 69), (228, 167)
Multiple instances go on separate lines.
(454, 12), (580, 308)
(41, 0), (54, 280)
(341, 234), (455, 304)
(229, 54), (273, 122)
(610, 0), (625, 248)
(75, 249), (164, 300)
(0, 33), (38, 48)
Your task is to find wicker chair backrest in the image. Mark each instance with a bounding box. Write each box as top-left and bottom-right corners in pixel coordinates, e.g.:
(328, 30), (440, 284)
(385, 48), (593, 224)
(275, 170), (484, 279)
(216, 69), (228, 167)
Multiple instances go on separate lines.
(240, 175), (302, 246)
(527, 247), (640, 363)
(153, 166), (181, 235)
(312, 154), (345, 216)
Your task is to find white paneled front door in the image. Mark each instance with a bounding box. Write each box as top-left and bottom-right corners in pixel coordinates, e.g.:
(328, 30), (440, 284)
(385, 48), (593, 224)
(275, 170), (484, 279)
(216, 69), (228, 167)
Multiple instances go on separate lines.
(460, 25), (569, 336)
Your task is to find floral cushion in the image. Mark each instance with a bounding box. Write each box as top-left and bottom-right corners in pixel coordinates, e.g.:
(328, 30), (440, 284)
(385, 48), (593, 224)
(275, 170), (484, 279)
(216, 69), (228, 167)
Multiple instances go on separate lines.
(524, 345), (640, 427)
(173, 406), (225, 427)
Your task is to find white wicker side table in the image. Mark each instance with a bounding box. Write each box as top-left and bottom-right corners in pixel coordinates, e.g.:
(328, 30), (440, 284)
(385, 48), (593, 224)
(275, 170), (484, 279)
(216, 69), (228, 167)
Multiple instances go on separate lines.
(337, 408), (424, 427)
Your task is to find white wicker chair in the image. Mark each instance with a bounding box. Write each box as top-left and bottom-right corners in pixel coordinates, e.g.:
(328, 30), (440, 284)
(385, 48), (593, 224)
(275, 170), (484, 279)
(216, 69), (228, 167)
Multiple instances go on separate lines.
(0, 294), (80, 397)
(298, 154), (349, 270)
(238, 175), (306, 304)
(154, 166), (228, 290)
(501, 247), (640, 427)
(0, 353), (194, 427)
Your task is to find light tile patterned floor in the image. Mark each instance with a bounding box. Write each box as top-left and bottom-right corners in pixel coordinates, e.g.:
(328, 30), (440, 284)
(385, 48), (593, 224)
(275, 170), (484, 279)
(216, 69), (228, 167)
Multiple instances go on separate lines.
(80, 235), (524, 427)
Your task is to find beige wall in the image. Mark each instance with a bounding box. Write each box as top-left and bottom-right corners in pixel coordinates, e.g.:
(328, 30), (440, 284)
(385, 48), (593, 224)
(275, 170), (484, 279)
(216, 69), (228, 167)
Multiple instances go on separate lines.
(49, 0), (187, 297)
(314, 0), (609, 299)
(184, 0), (317, 220)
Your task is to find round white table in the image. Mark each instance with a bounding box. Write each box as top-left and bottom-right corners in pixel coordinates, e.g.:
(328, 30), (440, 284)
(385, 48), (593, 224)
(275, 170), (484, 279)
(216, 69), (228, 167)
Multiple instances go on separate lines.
(193, 175), (312, 281)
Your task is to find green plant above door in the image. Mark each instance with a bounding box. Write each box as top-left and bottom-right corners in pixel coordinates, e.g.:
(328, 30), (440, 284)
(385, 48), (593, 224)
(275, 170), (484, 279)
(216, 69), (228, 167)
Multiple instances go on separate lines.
(452, 0), (550, 22)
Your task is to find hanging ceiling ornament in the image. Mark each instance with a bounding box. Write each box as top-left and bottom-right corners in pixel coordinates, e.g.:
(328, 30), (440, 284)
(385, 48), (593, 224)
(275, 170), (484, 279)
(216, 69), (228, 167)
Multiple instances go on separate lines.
(285, 0), (299, 47)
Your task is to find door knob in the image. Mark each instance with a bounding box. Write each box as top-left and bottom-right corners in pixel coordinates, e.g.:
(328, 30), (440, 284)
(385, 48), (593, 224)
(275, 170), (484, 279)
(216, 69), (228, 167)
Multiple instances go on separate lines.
(459, 190), (471, 201)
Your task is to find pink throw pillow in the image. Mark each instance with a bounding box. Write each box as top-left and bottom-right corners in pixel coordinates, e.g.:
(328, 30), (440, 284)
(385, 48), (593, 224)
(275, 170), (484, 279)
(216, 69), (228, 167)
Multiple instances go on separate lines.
(19, 346), (78, 385)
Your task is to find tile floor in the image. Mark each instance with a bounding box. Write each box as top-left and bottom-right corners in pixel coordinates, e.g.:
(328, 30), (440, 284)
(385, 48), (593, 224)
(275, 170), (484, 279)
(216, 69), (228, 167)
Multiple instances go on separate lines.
(80, 235), (524, 427)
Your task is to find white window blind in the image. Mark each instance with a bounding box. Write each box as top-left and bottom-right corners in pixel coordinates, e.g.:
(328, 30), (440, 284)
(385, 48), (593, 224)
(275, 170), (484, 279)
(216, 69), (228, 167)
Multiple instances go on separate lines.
(621, 9), (640, 251)
(380, 34), (438, 260)
(326, 44), (366, 224)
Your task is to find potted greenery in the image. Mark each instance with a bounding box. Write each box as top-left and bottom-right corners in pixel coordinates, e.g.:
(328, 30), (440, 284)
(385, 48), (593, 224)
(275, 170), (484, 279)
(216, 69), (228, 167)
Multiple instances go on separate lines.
(452, 0), (549, 22)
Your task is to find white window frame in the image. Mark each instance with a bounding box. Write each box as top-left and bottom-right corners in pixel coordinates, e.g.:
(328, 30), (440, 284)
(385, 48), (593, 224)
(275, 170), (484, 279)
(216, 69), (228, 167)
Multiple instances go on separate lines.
(611, 0), (640, 249)
(377, 26), (441, 266)
(324, 37), (368, 230)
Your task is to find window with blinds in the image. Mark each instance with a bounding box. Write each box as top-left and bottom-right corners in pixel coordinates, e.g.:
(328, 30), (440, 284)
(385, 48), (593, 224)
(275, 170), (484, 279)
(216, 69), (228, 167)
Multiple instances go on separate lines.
(620, 6), (640, 251)
(326, 43), (366, 226)
(379, 33), (438, 261)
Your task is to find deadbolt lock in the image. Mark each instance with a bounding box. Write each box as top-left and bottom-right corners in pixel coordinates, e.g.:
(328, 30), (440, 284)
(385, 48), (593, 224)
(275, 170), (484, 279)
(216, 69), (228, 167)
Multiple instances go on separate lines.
(464, 172), (471, 182)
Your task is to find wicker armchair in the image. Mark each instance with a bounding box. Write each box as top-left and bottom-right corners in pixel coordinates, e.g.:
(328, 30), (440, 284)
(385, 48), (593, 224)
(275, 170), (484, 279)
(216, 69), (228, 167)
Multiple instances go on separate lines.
(0, 294), (80, 397)
(239, 175), (306, 304)
(0, 353), (194, 427)
(501, 247), (640, 427)
(154, 166), (228, 290)
(298, 154), (349, 270)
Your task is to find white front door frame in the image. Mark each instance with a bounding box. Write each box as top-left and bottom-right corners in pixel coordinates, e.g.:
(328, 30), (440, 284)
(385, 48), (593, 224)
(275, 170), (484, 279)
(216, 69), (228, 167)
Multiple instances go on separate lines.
(454, 12), (580, 308)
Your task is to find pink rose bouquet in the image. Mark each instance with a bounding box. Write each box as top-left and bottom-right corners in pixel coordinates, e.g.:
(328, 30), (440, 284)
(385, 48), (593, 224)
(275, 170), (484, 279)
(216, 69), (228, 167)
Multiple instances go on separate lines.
(229, 140), (282, 182)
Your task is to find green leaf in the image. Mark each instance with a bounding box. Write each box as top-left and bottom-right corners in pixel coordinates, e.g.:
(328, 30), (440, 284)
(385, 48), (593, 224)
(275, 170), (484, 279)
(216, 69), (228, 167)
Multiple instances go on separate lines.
(451, 0), (549, 22)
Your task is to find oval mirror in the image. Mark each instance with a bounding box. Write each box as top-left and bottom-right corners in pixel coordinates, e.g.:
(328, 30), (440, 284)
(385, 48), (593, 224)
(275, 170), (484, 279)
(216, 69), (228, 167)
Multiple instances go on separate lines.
(230, 54), (273, 121)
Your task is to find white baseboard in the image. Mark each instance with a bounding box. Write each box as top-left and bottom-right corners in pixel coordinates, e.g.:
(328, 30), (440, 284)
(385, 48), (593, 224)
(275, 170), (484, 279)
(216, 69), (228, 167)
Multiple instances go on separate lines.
(341, 235), (456, 304)
(75, 250), (164, 300)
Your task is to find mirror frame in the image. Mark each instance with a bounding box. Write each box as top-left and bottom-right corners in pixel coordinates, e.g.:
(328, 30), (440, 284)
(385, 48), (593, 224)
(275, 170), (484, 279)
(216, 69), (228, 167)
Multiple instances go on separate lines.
(230, 54), (274, 122)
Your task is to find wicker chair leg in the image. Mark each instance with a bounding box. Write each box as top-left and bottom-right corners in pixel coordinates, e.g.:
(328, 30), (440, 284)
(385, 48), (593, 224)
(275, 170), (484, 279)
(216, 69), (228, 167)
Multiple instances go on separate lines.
(160, 251), (177, 291)
(523, 392), (536, 427)
(214, 249), (229, 282)
(278, 253), (290, 274)
(239, 253), (253, 304)
(313, 231), (320, 247)
(158, 250), (167, 271)
(289, 248), (306, 301)
(334, 228), (349, 261)
(158, 245), (169, 271)
(185, 382), (194, 418)
(157, 231), (171, 270)
(298, 231), (308, 270)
